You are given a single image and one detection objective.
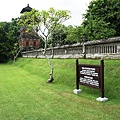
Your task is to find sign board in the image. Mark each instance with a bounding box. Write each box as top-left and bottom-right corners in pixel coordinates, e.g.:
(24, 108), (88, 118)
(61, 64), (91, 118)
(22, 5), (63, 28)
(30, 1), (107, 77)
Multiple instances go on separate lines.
(75, 59), (105, 98)
(79, 64), (100, 89)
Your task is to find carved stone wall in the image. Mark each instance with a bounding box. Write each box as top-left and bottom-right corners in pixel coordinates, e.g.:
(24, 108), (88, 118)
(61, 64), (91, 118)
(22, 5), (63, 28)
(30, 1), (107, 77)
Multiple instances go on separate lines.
(21, 37), (120, 59)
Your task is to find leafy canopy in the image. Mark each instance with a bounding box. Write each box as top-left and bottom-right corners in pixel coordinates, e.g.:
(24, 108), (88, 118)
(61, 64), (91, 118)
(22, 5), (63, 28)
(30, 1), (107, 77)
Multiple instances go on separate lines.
(82, 0), (119, 40)
(18, 7), (71, 46)
(0, 19), (19, 63)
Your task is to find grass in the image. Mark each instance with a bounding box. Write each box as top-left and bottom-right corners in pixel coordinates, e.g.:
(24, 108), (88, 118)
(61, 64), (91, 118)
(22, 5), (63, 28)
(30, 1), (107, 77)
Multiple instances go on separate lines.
(0, 58), (120, 120)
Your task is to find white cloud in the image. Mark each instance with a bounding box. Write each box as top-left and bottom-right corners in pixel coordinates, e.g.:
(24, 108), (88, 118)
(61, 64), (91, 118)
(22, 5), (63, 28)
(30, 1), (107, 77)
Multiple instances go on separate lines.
(0, 0), (91, 26)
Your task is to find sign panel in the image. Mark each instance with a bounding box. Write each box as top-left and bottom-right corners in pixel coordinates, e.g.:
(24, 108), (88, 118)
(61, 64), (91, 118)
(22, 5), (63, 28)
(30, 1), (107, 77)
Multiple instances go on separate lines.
(78, 65), (100, 89)
(76, 59), (104, 98)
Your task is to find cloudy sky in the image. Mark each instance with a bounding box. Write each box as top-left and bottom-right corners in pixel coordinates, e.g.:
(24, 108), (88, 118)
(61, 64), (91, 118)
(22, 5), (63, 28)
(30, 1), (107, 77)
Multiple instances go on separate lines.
(0, 0), (92, 26)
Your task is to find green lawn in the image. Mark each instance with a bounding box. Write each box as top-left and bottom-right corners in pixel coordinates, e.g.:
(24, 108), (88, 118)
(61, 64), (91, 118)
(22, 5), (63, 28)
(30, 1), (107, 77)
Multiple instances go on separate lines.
(0, 58), (120, 120)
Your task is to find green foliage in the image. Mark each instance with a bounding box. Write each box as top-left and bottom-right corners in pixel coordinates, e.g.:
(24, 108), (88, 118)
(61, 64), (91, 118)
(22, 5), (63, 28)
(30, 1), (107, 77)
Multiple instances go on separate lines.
(83, 18), (116, 40)
(0, 24), (10, 62)
(50, 25), (84, 46)
(49, 24), (67, 46)
(82, 0), (120, 40)
(18, 7), (71, 49)
(18, 8), (40, 32)
(64, 25), (77, 44)
(64, 25), (84, 44)
(7, 18), (20, 57)
(0, 19), (19, 63)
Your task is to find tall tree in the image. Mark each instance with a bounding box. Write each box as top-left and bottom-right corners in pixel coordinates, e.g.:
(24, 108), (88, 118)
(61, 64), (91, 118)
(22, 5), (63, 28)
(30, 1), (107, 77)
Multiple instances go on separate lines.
(8, 18), (20, 58)
(64, 25), (84, 44)
(18, 7), (71, 82)
(0, 23), (10, 62)
(0, 19), (19, 63)
(49, 24), (67, 47)
(82, 0), (119, 40)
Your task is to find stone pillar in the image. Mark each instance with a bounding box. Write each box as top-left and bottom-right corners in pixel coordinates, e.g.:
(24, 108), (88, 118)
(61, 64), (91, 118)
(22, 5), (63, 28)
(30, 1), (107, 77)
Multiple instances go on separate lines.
(117, 43), (120, 54)
(82, 44), (86, 59)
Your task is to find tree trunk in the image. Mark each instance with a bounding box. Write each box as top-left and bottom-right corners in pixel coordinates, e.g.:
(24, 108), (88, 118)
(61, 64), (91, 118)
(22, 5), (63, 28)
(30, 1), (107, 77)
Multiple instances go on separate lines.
(44, 53), (54, 82)
(13, 48), (23, 65)
(43, 40), (54, 83)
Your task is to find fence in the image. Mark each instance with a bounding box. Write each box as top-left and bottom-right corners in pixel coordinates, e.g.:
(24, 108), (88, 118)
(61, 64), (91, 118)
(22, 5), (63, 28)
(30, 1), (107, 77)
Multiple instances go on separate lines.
(21, 37), (120, 59)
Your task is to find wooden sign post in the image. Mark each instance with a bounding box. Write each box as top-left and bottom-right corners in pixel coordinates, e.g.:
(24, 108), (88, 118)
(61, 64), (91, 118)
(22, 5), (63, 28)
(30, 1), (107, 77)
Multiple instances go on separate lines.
(73, 59), (108, 102)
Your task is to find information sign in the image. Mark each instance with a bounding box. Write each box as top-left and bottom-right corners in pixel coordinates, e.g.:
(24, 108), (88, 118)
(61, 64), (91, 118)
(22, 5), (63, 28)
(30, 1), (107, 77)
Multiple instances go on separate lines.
(76, 59), (105, 98)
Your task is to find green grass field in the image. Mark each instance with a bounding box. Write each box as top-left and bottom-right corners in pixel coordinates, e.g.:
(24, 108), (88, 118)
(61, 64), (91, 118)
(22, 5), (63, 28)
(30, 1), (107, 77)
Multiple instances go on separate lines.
(0, 58), (120, 120)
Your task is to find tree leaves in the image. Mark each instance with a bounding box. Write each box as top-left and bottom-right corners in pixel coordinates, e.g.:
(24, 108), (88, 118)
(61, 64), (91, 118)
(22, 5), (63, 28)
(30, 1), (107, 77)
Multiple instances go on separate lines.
(82, 0), (120, 40)
(0, 19), (19, 63)
(18, 7), (71, 50)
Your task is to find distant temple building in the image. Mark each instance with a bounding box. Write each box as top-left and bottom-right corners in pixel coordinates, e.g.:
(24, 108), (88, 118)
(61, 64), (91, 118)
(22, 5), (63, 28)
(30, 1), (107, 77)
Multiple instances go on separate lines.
(19, 27), (40, 50)
(18, 4), (40, 50)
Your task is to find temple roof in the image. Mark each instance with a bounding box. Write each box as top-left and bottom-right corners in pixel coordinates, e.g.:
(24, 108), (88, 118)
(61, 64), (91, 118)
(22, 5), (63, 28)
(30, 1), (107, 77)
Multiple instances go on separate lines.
(20, 4), (32, 13)
(20, 32), (40, 39)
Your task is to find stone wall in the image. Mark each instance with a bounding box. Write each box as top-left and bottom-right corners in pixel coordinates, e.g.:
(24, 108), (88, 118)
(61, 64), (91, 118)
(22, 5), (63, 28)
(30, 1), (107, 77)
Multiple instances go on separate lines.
(21, 37), (120, 59)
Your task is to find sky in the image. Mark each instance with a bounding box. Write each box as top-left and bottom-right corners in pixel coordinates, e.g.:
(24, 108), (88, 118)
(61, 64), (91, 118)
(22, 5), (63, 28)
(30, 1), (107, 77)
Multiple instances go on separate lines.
(0, 0), (92, 26)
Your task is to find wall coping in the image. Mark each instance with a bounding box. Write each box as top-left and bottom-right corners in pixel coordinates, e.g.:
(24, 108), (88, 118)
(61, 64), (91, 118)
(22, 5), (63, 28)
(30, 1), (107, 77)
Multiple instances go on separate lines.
(85, 37), (120, 46)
